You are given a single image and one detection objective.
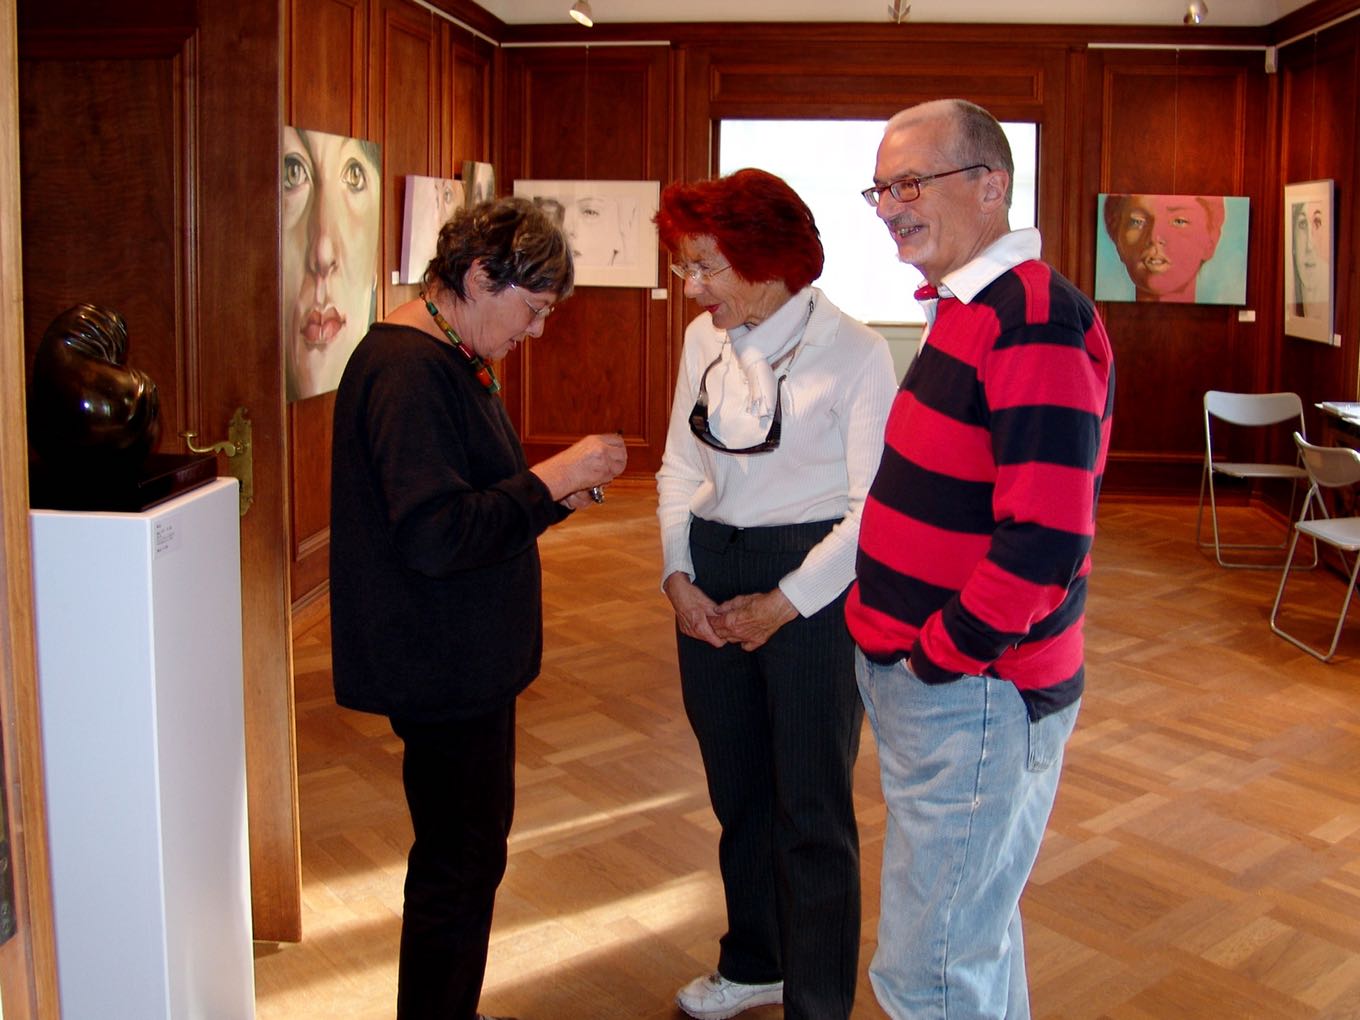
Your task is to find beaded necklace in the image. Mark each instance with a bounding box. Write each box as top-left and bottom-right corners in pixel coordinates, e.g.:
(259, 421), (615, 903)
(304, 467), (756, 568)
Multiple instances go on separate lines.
(424, 297), (500, 394)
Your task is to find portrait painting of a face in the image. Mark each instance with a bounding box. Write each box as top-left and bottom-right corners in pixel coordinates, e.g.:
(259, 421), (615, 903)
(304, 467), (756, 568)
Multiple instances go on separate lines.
(462, 161), (496, 208)
(282, 127), (382, 402)
(400, 175), (465, 285)
(1283, 179), (1334, 344)
(1095, 194), (1248, 306)
(513, 179), (659, 288)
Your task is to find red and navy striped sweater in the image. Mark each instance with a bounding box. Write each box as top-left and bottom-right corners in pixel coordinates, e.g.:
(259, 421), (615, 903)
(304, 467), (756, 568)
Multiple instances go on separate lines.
(846, 259), (1115, 721)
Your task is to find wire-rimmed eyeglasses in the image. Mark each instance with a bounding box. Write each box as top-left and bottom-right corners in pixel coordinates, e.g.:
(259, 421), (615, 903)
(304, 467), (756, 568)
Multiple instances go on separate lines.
(860, 163), (991, 207)
(509, 283), (554, 319)
(670, 262), (733, 285)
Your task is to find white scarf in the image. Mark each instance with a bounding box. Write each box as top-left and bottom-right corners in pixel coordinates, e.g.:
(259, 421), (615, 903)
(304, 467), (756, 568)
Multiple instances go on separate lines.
(706, 288), (815, 449)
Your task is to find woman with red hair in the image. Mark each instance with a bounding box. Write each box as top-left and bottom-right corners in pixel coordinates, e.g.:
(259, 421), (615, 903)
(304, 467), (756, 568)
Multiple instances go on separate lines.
(656, 169), (897, 1020)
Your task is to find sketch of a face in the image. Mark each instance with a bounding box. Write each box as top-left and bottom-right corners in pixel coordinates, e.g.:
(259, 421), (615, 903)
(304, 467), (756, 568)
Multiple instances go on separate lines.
(1291, 199), (1329, 316)
(564, 196), (629, 267)
(1107, 194), (1224, 303)
(466, 164), (495, 207)
(282, 127), (381, 401)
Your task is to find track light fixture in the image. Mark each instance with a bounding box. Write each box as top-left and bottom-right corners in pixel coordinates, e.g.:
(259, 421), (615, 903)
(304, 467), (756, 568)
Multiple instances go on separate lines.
(569, 0), (594, 27)
(1184, 1), (1208, 25)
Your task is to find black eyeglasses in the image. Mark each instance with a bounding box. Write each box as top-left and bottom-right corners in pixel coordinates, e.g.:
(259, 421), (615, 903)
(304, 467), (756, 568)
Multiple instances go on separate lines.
(688, 348), (797, 455)
(860, 163), (991, 207)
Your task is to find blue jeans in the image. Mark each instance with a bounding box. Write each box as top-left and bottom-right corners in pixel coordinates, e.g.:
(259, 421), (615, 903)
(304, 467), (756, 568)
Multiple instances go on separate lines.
(856, 652), (1079, 1020)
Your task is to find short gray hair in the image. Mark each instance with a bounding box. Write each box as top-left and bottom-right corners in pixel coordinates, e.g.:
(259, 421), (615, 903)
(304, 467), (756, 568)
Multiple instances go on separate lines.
(888, 99), (1014, 208)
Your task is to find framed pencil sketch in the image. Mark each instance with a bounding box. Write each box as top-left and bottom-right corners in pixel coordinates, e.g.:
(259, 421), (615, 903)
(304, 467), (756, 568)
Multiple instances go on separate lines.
(1283, 179), (1335, 345)
(399, 176), (464, 284)
(513, 179), (660, 287)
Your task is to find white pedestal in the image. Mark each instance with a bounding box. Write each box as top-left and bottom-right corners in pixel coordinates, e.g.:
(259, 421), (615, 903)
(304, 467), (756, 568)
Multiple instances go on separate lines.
(30, 479), (255, 1020)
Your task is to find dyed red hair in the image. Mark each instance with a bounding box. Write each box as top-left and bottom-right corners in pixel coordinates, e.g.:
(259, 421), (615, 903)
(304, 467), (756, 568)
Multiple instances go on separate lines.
(655, 168), (824, 292)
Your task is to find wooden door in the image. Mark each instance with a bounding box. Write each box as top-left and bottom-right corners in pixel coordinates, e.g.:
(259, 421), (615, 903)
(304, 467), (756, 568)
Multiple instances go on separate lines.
(16, 0), (302, 941)
(0, 3), (61, 1014)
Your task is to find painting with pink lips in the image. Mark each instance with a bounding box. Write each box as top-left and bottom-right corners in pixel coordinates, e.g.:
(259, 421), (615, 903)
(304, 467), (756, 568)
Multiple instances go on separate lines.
(1094, 193), (1249, 306)
(282, 126), (382, 402)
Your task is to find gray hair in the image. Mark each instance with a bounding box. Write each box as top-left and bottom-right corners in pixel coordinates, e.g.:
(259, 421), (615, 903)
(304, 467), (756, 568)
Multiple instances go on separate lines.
(888, 99), (1014, 207)
(424, 196), (575, 300)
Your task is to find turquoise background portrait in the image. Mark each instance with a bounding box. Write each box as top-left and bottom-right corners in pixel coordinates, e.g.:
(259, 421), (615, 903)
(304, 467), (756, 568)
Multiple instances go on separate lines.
(1095, 195), (1250, 305)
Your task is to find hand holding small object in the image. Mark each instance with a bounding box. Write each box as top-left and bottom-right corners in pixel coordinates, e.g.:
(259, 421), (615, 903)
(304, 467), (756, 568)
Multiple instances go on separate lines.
(529, 432), (627, 502)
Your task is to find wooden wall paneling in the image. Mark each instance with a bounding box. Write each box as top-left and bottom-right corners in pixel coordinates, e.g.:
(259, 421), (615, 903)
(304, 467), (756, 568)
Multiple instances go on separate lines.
(287, 0), (367, 137)
(373, 0), (442, 319)
(1061, 44), (1092, 293)
(285, 0), (371, 608)
(1091, 51), (1271, 493)
(0, 3), (60, 1014)
(448, 29), (494, 167)
(502, 45), (672, 476)
(18, 58), (183, 415)
(1278, 22), (1360, 409)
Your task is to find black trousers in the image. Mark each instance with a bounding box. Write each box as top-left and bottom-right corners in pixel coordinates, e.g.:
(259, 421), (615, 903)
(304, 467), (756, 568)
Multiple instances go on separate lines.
(390, 703), (516, 1020)
(678, 517), (863, 1020)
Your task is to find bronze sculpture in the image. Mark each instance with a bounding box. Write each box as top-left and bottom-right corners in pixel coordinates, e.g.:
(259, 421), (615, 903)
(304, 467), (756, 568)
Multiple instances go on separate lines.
(28, 303), (161, 475)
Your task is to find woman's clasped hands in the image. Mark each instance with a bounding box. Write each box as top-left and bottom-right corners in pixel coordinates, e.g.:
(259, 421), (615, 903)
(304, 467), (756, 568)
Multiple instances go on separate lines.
(662, 573), (798, 652)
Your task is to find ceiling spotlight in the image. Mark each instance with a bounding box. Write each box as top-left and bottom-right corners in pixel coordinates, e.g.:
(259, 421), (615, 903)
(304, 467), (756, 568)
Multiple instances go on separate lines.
(1184, 1), (1208, 25)
(887, 0), (910, 23)
(569, 0), (593, 26)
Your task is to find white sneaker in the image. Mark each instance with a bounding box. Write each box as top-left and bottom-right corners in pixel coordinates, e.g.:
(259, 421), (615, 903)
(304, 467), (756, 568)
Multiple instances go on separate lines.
(675, 972), (783, 1019)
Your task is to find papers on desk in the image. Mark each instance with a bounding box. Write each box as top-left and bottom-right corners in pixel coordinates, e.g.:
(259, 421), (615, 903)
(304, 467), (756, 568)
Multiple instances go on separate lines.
(1319, 401), (1360, 424)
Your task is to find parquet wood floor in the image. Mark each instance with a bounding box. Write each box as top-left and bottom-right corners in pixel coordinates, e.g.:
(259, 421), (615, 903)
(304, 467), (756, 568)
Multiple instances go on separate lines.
(256, 485), (1360, 1019)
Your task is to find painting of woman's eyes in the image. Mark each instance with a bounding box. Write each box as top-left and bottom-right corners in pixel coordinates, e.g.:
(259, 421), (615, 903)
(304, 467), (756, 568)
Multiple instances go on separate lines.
(341, 158), (369, 193)
(283, 153), (311, 192)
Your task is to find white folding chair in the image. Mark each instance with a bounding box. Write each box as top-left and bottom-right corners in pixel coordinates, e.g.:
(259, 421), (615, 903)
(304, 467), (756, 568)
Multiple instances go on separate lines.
(1270, 434), (1360, 662)
(1196, 390), (1313, 568)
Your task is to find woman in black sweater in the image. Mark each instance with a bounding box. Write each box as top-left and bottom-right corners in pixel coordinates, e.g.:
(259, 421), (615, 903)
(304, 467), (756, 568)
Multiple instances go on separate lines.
(329, 197), (627, 1020)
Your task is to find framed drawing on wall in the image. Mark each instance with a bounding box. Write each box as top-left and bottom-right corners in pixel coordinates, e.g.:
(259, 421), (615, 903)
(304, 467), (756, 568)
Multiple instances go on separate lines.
(1283, 179), (1335, 345)
(512, 179), (660, 287)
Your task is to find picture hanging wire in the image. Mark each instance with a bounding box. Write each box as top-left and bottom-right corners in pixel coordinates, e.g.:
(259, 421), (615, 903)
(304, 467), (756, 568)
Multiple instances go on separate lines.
(1308, 33), (1318, 178)
(1171, 49), (1180, 194)
(583, 44), (592, 179)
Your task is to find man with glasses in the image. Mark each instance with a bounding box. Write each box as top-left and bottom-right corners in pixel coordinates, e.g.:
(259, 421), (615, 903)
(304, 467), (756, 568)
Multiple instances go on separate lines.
(847, 99), (1115, 1019)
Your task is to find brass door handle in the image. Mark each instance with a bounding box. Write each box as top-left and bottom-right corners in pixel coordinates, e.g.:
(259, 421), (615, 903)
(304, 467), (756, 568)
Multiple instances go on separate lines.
(182, 434), (238, 457)
(180, 406), (254, 516)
